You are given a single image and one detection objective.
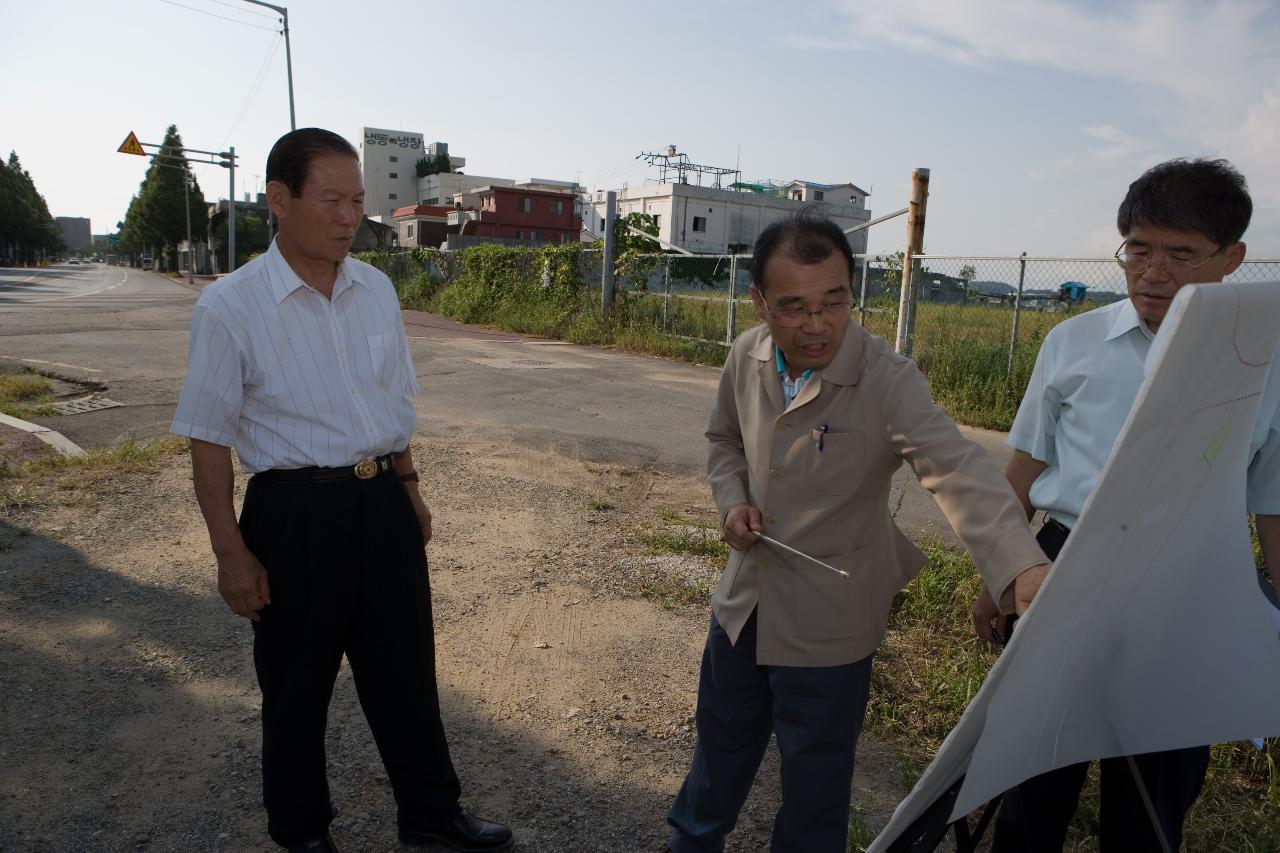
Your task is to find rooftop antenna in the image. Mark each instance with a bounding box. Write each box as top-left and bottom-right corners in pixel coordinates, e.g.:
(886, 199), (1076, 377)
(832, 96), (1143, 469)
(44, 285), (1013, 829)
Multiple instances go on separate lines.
(636, 145), (740, 189)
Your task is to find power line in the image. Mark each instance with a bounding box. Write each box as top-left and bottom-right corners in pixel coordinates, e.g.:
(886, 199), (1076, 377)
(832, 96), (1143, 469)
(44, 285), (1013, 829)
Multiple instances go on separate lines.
(155, 0), (279, 32)
(206, 0), (277, 20)
(218, 35), (282, 149)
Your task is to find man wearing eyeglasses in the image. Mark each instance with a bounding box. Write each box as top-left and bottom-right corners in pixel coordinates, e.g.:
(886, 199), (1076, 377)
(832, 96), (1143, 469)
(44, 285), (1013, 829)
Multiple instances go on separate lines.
(665, 209), (1053, 853)
(974, 158), (1280, 852)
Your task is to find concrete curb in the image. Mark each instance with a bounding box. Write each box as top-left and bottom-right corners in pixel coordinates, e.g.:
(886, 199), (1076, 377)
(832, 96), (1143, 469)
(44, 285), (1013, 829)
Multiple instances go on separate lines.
(0, 413), (84, 457)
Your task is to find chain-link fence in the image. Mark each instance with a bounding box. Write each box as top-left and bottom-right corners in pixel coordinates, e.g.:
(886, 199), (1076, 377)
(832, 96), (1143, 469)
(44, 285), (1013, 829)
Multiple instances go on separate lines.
(370, 246), (1279, 349)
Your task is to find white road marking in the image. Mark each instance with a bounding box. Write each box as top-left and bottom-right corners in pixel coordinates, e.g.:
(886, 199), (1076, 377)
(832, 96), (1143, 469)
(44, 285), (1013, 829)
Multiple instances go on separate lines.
(5, 357), (101, 373)
(30, 269), (129, 302)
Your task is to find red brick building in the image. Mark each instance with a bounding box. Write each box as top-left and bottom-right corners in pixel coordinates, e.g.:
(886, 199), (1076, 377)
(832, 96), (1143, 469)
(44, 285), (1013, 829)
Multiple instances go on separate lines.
(457, 186), (580, 244)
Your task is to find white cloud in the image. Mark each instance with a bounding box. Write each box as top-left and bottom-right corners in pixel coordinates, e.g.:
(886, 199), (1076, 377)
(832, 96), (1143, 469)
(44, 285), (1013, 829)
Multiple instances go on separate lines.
(813, 0), (1280, 250)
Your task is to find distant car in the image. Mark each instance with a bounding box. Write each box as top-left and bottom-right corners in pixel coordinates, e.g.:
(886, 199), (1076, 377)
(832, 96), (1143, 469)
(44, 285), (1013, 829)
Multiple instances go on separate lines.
(141, 256), (154, 271)
(68, 258), (80, 264)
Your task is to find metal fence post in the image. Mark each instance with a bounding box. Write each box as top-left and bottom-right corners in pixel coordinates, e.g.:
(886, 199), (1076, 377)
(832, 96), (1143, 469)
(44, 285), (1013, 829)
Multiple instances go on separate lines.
(1007, 251), (1027, 375)
(601, 191), (617, 310)
(662, 256), (671, 333)
(895, 168), (930, 355)
(726, 255), (738, 345)
(858, 255), (870, 326)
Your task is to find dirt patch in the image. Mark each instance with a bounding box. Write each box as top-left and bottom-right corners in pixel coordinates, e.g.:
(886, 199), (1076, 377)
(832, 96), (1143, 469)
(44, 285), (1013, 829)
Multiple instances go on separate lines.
(0, 437), (905, 852)
(0, 425), (54, 469)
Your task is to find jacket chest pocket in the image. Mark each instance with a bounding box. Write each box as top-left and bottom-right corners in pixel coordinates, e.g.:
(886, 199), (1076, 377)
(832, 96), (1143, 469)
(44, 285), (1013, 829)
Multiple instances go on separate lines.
(803, 428), (865, 495)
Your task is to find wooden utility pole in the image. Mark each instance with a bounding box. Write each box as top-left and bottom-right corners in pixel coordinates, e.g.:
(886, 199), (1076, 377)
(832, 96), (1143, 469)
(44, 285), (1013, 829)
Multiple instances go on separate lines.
(895, 168), (930, 355)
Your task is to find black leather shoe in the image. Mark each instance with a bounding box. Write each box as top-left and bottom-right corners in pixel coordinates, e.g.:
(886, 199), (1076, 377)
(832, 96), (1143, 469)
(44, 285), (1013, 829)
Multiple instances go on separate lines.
(400, 812), (513, 851)
(288, 831), (341, 853)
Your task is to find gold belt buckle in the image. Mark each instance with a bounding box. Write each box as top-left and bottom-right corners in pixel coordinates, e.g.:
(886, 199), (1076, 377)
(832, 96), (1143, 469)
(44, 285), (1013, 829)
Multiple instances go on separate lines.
(354, 457), (379, 479)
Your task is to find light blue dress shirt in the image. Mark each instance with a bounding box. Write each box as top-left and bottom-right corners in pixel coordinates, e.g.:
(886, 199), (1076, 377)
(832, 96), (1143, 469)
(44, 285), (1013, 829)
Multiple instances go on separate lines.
(1008, 298), (1280, 527)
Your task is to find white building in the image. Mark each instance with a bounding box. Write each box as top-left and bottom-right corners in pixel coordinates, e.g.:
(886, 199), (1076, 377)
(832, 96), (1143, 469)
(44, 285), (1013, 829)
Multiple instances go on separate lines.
(584, 181), (872, 255)
(359, 128), (464, 221)
(417, 172), (513, 207)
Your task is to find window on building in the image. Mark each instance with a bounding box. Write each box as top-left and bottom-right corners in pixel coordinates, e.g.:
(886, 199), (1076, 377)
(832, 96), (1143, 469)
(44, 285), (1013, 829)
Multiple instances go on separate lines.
(692, 216), (707, 232)
(550, 199), (564, 215)
(390, 156), (398, 163)
(408, 225), (414, 238)
(519, 197), (533, 213)
(516, 231), (525, 240)
(792, 191), (802, 201)
(389, 193), (398, 200)
(530, 231), (539, 241)
(652, 214), (660, 229)
(814, 190), (824, 201)
(389, 172), (398, 179)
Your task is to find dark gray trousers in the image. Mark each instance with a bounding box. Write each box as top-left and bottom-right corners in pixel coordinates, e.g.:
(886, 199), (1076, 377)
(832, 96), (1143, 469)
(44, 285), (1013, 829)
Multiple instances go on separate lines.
(667, 610), (873, 853)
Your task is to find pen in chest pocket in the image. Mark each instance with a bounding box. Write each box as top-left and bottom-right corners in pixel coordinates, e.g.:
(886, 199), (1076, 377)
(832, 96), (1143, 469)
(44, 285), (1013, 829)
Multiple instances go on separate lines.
(818, 423), (829, 452)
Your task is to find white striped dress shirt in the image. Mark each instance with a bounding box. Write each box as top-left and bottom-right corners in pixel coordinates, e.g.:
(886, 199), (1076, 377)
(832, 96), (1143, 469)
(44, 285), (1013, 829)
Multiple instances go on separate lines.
(171, 240), (419, 473)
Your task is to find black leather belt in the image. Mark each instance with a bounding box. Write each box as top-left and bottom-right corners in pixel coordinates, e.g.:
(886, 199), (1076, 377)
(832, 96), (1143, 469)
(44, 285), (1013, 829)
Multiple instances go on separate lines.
(1042, 516), (1072, 538)
(251, 454), (394, 483)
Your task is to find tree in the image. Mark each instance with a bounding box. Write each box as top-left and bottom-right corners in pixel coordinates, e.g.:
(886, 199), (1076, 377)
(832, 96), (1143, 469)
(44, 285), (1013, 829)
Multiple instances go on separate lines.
(415, 152), (453, 178)
(0, 152), (64, 265)
(233, 212), (270, 267)
(118, 125), (207, 267)
(612, 212), (662, 289)
(959, 263), (977, 299)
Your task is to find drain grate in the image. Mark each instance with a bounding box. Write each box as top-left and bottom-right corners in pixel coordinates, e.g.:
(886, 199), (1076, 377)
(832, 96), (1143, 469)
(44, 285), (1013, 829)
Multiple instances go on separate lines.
(52, 395), (123, 416)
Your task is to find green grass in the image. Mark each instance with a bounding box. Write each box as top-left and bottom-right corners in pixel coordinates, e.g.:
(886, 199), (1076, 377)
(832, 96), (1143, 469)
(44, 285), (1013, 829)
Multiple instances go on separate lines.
(635, 571), (713, 608)
(628, 510), (728, 608)
(0, 437), (189, 508)
(587, 498), (616, 511)
(866, 538), (1280, 851)
(0, 372), (54, 418)
(636, 526), (730, 561)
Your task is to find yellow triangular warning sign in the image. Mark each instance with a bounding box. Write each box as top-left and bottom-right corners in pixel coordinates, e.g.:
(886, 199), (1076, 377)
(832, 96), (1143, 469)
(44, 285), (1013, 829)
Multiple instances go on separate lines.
(117, 132), (146, 156)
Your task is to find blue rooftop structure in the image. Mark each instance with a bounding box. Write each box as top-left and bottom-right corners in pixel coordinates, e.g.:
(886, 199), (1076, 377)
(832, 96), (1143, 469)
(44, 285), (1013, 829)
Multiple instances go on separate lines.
(1059, 281), (1088, 302)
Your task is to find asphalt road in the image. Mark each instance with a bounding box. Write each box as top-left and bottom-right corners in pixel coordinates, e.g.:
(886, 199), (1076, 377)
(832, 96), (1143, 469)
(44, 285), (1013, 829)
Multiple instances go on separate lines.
(0, 263), (1015, 544)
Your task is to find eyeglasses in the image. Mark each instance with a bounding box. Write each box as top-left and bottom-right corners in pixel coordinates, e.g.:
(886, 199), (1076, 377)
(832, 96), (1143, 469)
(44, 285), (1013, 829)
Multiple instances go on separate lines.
(1113, 241), (1225, 277)
(763, 299), (852, 328)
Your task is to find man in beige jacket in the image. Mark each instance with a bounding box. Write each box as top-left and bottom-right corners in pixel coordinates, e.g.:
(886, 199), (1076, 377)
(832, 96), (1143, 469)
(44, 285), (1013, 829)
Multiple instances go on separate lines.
(664, 209), (1051, 853)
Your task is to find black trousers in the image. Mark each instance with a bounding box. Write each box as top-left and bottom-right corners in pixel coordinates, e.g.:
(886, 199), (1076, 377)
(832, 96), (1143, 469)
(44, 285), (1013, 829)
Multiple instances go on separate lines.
(240, 469), (461, 847)
(991, 521), (1210, 853)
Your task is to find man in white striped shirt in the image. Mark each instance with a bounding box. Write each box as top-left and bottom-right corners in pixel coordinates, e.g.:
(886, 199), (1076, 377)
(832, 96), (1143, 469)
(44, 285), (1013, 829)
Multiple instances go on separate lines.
(172, 128), (511, 853)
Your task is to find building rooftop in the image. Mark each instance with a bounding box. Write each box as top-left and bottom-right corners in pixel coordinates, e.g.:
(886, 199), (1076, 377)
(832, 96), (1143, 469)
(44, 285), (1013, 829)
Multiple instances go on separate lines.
(390, 204), (454, 219)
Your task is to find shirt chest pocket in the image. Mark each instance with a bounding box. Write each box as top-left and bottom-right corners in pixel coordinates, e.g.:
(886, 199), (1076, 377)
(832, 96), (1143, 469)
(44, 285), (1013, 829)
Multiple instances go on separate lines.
(803, 428), (866, 495)
(366, 333), (399, 389)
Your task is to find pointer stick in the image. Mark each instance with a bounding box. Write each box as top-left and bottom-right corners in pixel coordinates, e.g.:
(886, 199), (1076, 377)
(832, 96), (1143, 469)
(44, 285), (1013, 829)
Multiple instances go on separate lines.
(758, 534), (849, 578)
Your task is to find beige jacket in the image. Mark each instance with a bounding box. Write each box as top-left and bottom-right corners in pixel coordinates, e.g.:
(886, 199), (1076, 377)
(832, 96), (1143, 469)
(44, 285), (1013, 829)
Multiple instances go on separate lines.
(707, 321), (1045, 667)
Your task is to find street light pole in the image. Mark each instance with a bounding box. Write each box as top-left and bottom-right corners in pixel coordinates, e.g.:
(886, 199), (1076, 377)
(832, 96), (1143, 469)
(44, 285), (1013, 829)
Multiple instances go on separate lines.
(183, 171), (193, 283)
(243, 0), (295, 130)
(227, 147), (237, 273)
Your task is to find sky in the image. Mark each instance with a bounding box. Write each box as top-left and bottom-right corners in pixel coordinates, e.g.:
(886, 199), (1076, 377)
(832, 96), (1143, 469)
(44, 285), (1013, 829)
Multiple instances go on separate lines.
(5, 0), (1280, 257)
